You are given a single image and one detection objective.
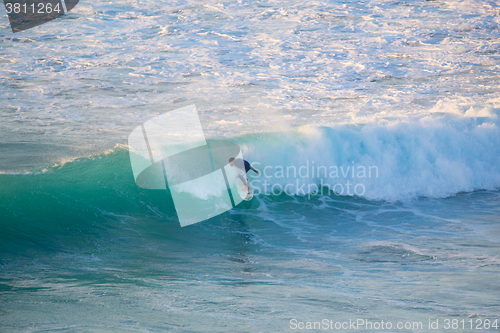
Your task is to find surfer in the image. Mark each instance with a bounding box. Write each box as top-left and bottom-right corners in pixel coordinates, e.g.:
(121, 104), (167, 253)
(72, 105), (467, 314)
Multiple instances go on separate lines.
(229, 157), (259, 191)
(229, 157), (259, 174)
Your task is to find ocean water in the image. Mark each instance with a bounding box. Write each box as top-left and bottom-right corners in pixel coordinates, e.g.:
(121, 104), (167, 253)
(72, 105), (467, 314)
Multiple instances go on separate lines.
(1, 0), (500, 332)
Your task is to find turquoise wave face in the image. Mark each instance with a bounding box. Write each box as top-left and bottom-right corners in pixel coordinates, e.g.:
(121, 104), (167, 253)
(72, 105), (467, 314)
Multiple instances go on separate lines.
(0, 146), (265, 261)
(0, 148), (174, 256)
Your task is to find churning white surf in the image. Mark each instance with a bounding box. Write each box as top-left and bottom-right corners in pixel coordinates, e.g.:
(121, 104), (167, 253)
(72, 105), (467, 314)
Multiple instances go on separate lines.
(241, 116), (500, 201)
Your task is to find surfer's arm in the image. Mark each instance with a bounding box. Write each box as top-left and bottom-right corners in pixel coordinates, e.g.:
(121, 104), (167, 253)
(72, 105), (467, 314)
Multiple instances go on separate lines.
(248, 165), (259, 174)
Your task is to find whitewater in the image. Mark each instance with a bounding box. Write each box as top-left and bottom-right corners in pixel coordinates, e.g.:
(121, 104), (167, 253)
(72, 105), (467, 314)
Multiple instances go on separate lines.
(1, 0), (499, 331)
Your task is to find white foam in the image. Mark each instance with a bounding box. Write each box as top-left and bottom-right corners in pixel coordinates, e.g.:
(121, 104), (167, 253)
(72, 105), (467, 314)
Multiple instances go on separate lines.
(245, 116), (500, 201)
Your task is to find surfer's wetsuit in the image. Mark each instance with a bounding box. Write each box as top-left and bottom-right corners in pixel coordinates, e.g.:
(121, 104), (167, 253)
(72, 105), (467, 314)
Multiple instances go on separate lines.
(243, 160), (252, 173)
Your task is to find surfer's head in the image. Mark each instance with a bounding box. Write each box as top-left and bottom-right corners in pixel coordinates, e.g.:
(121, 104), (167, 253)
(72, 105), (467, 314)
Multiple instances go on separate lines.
(229, 157), (235, 166)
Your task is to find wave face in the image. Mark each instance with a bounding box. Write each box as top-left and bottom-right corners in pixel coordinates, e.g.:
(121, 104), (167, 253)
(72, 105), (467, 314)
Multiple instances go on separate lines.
(0, 148), (177, 256)
(1, 117), (498, 257)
